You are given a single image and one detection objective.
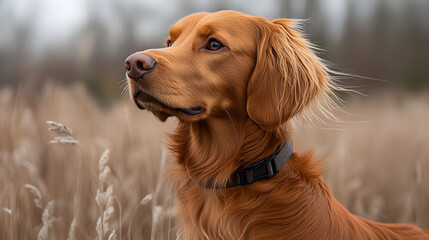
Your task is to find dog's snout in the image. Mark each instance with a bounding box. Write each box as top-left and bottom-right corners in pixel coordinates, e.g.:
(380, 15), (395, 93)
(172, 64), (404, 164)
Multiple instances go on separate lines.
(125, 53), (156, 81)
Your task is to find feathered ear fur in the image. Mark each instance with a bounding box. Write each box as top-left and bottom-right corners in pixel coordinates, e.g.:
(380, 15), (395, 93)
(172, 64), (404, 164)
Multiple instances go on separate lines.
(247, 18), (333, 131)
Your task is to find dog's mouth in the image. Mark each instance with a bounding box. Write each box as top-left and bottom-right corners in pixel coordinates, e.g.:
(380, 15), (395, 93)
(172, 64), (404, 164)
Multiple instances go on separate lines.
(133, 90), (203, 116)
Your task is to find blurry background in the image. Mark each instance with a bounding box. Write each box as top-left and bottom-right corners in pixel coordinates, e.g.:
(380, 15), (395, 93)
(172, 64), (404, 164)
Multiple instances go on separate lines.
(1, 0), (428, 239)
(1, 0), (429, 101)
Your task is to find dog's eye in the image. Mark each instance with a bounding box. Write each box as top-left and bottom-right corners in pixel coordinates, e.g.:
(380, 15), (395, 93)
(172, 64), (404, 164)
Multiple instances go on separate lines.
(167, 40), (172, 47)
(207, 39), (223, 51)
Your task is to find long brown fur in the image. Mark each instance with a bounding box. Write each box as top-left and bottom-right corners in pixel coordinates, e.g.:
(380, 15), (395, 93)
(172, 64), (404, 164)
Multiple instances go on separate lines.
(126, 10), (429, 240)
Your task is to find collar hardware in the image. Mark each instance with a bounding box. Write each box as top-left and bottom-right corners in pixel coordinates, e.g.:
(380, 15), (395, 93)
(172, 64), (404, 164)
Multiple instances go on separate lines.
(202, 141), (293, 189)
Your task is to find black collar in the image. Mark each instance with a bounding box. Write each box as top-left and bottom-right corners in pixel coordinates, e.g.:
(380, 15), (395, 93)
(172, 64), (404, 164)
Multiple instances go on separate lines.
(202, 141), (293, 189)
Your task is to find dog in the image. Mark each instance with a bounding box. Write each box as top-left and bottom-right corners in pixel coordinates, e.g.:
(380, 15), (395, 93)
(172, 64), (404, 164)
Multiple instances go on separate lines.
(125, 10), (429, 240)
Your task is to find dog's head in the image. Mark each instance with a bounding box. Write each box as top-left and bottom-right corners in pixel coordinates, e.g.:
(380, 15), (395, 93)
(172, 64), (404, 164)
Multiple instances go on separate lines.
(125, 10), (333, 130)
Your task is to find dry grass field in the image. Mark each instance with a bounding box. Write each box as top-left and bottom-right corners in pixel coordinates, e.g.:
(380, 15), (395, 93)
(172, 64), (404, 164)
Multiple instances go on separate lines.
(0, 83), (428, 239)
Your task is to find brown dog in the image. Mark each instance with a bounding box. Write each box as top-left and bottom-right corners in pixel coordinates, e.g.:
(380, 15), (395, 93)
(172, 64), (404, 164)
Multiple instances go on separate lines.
(125, 10), (429, 240)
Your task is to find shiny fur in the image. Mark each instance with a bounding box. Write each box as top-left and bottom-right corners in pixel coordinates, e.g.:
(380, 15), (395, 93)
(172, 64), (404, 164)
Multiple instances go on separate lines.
(127, 10), (429, 240)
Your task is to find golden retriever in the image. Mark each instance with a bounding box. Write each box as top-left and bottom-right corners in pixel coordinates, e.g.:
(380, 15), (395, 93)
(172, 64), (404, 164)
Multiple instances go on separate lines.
(125, 10), (429, 240)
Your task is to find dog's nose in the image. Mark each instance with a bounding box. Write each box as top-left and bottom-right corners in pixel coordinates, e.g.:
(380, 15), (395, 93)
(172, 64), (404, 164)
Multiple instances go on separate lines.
(125, 53), (156, 81)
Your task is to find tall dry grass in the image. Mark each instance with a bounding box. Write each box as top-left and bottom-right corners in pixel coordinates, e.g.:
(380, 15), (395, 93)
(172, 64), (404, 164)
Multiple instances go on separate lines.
(0, 83), (428, 239)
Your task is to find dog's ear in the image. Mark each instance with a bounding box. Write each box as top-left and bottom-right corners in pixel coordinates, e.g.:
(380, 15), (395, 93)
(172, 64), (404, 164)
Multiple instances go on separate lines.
(247, 19), (331, 131)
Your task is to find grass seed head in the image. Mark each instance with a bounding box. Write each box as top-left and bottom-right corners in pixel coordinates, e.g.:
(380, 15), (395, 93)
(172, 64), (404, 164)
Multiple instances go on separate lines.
(2, 208), (12, 215)
(48, 136), (78, 145)
(140, 194), (153, 206)
(38, 200), (56, 240)
(67, 218), (77, 240)
(24, 184), (43, 209)
(46, 121), (73, 135)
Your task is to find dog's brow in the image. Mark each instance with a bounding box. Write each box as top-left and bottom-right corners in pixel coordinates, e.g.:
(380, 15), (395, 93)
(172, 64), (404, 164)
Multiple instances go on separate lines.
(169, 25), (182, 41)
(197, 23), (218, 38)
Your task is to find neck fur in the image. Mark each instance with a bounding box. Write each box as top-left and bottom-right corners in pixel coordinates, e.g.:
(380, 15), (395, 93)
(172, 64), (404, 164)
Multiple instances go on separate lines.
(168, 116), (290, 186)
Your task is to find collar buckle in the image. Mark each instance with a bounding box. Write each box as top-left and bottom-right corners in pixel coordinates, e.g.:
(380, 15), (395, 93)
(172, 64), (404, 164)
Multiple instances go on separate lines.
(266, 161), (275, 177)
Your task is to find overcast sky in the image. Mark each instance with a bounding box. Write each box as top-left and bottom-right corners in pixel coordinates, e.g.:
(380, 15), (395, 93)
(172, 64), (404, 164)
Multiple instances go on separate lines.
(1, 0), (428, 50)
